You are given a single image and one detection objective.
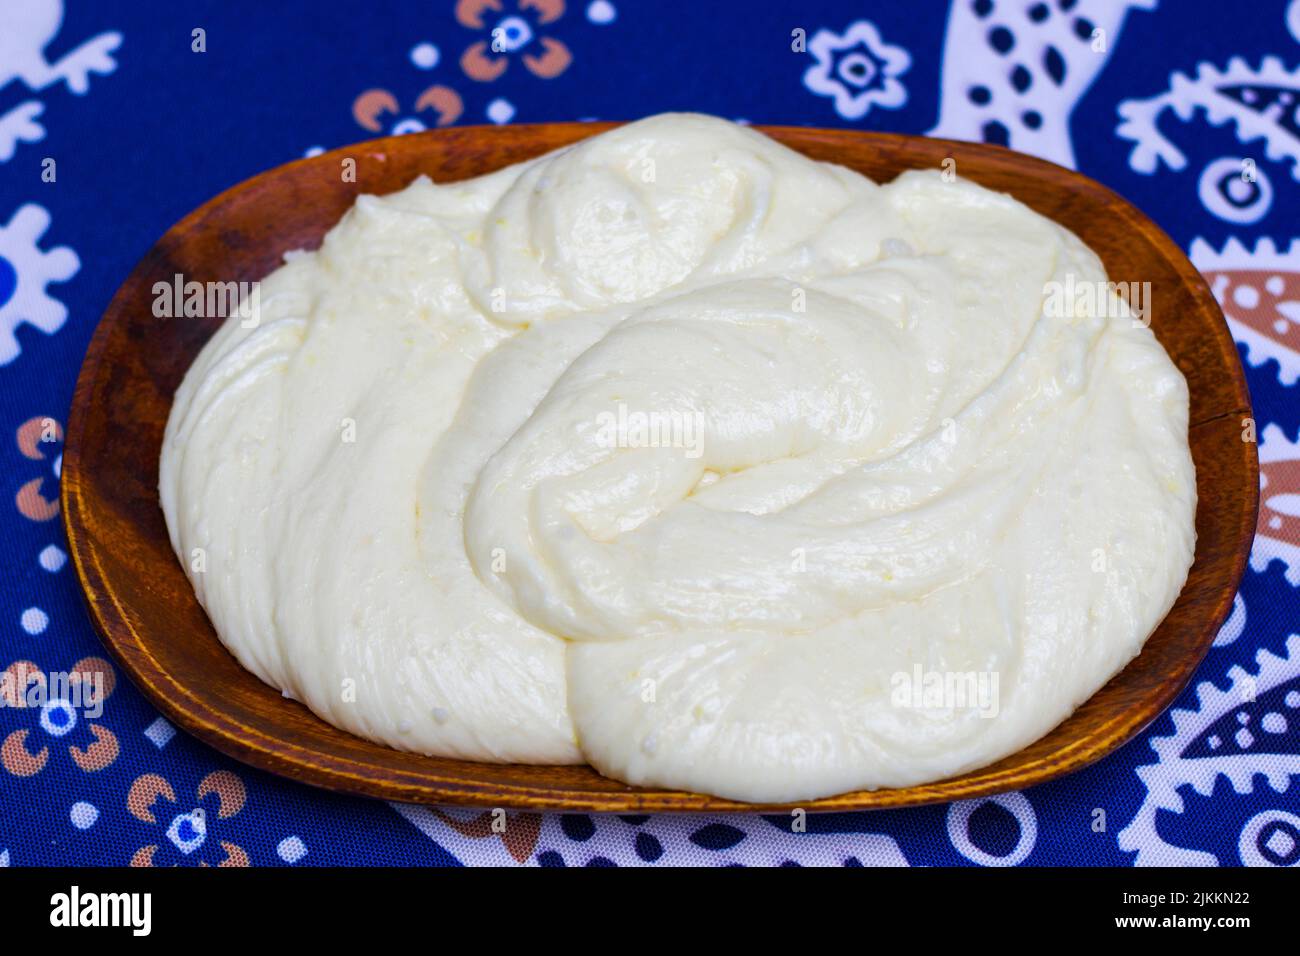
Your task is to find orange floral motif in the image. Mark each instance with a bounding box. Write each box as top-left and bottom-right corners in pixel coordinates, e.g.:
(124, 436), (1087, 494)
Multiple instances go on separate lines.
(457, 0), (573, 81)
(14, 415), (61, 521)
(0, 657), (119, 776)
(352, 84), (464, 134)
(128, 770), (251, 867)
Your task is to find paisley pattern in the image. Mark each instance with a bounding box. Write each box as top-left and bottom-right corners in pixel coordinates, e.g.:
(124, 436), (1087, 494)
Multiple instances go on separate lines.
(1117, 58), (1300, 240)
(0, 0), (1296, 866)
(930, 0), (1156, 167)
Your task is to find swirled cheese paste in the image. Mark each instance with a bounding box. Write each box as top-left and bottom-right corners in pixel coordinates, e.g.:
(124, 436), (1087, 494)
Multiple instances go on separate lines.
(160, 114), (1196, 802)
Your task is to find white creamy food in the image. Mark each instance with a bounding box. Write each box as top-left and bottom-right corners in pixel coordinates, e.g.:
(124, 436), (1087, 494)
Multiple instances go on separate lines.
(160, 114), (1196, 802)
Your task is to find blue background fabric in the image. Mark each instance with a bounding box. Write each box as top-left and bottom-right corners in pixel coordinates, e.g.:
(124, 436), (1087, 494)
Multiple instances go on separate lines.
(1, 0), (1298, 867)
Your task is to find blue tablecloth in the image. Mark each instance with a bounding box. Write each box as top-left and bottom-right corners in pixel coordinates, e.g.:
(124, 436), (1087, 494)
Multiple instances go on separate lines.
(1, 0), (1297, 867)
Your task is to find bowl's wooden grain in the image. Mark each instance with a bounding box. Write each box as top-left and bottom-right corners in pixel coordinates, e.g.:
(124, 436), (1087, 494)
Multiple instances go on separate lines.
(62, 124), (1257, 811)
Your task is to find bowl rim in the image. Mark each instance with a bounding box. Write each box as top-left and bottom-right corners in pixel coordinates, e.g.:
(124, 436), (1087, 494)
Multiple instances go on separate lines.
(62, 122), (1258, 811)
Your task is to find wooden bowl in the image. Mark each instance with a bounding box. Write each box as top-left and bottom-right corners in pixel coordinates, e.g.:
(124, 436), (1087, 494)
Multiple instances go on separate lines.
(62, 124), (1257, 811)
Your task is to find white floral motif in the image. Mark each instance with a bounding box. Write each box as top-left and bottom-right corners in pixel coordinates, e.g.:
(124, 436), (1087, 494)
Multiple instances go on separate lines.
(0, 0), (122, 161)
(0, 204), (79, 364)
(930, 0), (1155, 168)
(803, 21), (910, 121)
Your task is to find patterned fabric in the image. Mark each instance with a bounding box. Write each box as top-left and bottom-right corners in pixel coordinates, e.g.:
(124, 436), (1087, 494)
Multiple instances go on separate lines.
(1, 0), (1297, 868)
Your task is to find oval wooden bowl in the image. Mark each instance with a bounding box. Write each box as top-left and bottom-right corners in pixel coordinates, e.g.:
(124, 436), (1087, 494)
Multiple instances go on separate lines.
(63, 124), (1257, 811)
